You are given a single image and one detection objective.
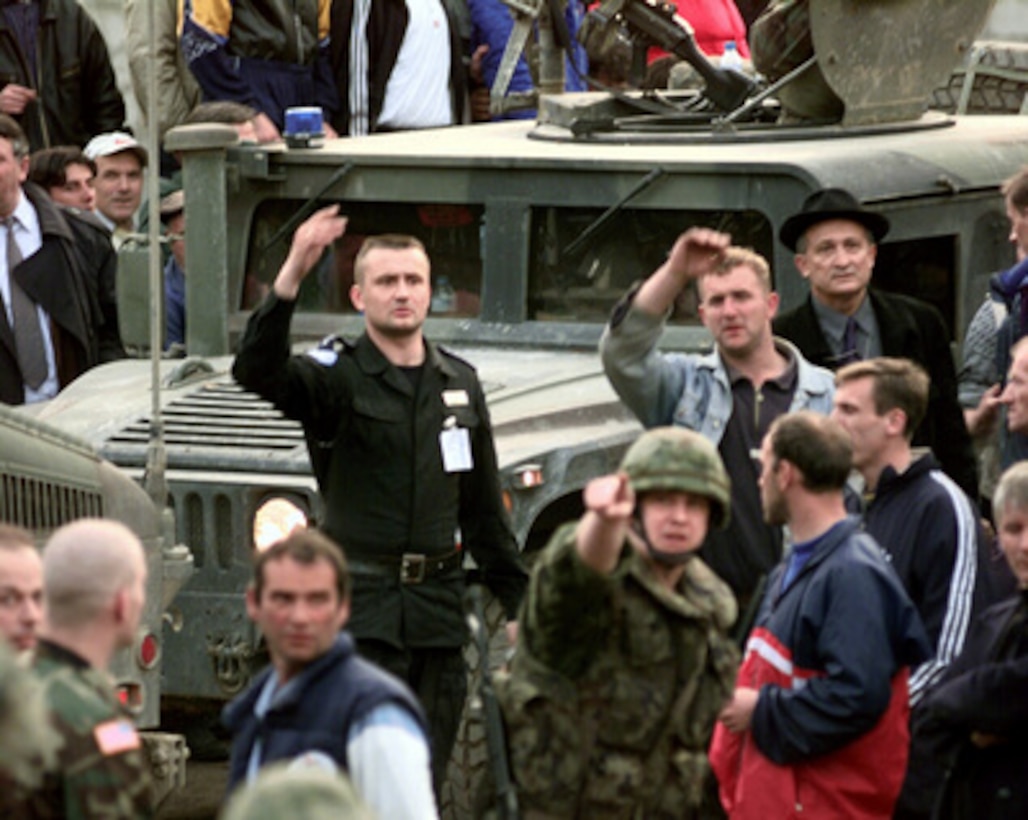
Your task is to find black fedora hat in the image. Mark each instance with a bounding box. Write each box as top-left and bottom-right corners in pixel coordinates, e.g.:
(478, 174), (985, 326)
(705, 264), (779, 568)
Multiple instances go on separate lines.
(779, 188), (890, 252)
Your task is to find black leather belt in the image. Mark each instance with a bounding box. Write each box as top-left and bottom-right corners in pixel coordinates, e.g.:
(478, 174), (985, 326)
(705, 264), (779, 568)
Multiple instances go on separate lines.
(347, 550), (463, 584)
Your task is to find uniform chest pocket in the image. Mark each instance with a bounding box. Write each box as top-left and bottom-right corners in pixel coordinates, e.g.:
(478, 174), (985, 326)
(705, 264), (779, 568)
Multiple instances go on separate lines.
(352, 395), (406, 424)
(349, 396), (407, 459)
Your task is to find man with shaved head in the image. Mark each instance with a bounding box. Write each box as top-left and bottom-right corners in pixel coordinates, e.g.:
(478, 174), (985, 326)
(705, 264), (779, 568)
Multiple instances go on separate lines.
(0, 524), (42, 654)
(24, 519), (152, 818)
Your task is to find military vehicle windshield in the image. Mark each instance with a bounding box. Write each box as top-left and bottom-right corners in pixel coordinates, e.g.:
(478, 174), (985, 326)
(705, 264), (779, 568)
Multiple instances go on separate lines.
(242, 199), (774, 326)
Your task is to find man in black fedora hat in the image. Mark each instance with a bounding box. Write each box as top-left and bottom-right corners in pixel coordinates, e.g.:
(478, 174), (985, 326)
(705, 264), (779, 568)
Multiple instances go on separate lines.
(773, 187), (978, 498)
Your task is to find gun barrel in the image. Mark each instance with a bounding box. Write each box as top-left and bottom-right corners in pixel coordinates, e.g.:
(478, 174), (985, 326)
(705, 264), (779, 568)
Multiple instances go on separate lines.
(620, 0), (754, 111)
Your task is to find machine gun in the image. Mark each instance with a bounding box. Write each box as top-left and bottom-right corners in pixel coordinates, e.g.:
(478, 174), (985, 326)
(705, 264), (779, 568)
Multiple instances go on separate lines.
(579, 0), (756, 111)
(490, 0), (756, 117)
(465, 585), (520, 820)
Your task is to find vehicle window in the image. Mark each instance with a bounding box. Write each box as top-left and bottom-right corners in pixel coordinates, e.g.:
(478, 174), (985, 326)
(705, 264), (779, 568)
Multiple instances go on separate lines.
(243, 200), (485, 316)
(244, 200), (774, 325)
(528, 206), (774, 324)
(875, 235), (957, 337)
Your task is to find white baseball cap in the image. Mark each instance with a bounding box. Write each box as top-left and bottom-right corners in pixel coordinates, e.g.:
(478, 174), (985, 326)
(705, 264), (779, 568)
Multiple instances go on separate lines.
(83, 131), (148, 166)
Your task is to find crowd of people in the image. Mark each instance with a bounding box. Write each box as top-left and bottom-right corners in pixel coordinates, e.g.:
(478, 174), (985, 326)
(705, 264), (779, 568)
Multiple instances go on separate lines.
(0, 1), (1026, 819)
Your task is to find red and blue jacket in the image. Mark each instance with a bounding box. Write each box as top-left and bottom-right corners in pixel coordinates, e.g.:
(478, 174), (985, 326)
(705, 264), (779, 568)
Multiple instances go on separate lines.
(710, 516), (931, 819)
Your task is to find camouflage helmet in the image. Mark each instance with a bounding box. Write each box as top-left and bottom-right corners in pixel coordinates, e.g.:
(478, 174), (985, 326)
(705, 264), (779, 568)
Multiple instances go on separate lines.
(220, 764), (374, 820)
(620, 427), (731, 528)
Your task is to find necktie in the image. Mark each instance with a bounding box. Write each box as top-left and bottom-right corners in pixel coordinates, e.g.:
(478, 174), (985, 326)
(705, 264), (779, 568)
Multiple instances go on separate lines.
(840, 315), (860, 365)
(4, 217), (47, 389)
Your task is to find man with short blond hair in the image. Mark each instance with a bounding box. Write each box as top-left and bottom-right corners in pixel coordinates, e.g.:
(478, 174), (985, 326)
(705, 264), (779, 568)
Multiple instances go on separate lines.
(232, 207), (527, 791)
(0, 524), (42, 653)
(601, 229), (835, 609)
(26, 519), (152, 818)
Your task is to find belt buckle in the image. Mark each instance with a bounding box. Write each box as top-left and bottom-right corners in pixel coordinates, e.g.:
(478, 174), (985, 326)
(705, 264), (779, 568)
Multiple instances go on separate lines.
(400, 553), (427, 584)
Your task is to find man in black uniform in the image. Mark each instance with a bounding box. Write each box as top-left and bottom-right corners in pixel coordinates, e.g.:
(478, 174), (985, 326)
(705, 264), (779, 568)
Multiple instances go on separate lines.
(232, 205), (528, 789)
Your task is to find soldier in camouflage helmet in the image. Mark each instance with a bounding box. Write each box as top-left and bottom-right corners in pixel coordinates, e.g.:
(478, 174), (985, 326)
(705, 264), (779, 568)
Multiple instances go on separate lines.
(24, 519), (153, 819)
(219, 764), (374, 820)
(496, 426), (739, 819)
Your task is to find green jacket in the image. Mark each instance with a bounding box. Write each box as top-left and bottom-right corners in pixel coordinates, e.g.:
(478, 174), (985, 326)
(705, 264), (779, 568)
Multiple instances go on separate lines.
(27, 640), (152, 819)
(497, 523), (739, 819)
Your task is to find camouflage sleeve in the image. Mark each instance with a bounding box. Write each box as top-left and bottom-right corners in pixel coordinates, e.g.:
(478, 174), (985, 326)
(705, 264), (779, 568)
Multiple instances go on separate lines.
(31, 663), (153, 819)
(520, 522), (623, 680)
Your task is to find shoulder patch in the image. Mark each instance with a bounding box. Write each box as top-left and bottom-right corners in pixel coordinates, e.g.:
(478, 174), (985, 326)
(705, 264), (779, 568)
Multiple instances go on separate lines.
(93, 719), (141, 755)
(306, 348), (339, 367)
(305, 333), (353, 367)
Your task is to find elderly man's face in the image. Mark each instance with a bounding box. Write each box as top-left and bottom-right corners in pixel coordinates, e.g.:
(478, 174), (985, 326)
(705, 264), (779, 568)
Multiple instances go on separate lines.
(794, 219), (876, 311)
(1002, 346), (1028, 435)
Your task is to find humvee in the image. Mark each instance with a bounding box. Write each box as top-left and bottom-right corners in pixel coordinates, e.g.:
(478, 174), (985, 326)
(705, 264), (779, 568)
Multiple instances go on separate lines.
(0, 404), (194, 806)
(27, 0), (1028, 811)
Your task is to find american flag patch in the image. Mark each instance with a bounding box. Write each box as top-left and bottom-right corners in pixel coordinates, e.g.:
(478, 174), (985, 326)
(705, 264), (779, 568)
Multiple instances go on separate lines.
(93, 719), (141, 755)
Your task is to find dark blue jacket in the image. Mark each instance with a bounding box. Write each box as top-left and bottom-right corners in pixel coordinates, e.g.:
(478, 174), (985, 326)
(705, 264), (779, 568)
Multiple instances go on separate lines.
(911, 592), (1028, 820)
(222, 632), (426, 791)
(864, 455), (1006, 704)
(711, 517), (931, 819)
(751, 516), (931, 764)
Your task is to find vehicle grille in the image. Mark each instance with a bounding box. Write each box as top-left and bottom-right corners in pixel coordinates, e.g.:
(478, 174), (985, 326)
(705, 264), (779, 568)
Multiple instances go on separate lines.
(102, 379), (309, 472)
(0, 473), (103, 532)
(168, 484), (243, 572)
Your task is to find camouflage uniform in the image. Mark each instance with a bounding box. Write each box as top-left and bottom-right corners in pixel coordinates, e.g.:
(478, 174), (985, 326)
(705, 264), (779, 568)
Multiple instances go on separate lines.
(496, 524), (739, 819)
(0, 642), (61, 820)
(221, 764), (374, 820)
(25, 639), (152, 819)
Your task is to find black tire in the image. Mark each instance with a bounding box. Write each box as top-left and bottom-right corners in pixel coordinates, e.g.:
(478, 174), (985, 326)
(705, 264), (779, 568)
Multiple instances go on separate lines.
(439, 588), (510, 820)
(932, 41), (1028, 115)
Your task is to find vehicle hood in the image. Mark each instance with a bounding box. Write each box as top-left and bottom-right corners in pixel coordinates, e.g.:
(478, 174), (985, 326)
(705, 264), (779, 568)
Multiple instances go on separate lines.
(30, 346), (640, 473)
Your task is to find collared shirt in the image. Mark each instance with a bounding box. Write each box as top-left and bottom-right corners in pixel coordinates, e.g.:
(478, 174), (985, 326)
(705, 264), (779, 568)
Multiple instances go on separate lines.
(812, 294), (881, 364)
(1, 190), (58, 402)
(92, 210), (136, 251)
(704, 341), (799, 611)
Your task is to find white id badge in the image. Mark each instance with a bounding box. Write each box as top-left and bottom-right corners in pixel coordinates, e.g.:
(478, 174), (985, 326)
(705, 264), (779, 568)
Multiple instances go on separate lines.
(440, 427), (473, 472)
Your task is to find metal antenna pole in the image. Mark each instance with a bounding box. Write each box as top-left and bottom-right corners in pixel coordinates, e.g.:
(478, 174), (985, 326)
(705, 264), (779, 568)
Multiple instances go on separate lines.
(143, 0), (168, 510)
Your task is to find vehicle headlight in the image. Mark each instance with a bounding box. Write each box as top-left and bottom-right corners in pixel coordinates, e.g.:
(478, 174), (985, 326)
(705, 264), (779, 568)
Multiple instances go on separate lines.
(253, 496), (308, 551)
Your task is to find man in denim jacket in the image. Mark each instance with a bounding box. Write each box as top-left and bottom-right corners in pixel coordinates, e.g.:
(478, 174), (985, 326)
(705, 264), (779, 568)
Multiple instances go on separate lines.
(600, 230), (834, 611)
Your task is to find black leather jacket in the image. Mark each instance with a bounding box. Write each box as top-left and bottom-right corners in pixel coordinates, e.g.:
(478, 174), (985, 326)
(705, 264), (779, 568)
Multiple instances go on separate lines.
(0, 0), (125, 150)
